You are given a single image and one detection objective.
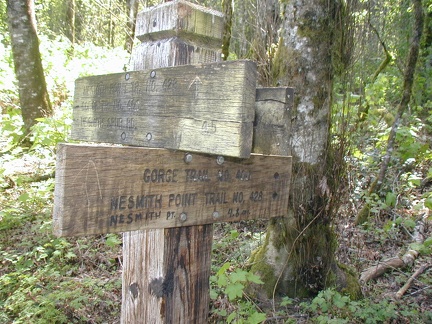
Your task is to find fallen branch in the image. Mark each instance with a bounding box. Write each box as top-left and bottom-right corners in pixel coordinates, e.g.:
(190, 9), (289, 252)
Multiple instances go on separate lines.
(1, 172), (55, 190)
(395, 264), (431, 299)
(360, 219), (425, 283)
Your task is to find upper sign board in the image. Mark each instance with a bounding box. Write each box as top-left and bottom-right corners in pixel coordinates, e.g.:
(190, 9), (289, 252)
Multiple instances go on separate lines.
(71, 60), (256, 158)
(53, 144), (291, 237)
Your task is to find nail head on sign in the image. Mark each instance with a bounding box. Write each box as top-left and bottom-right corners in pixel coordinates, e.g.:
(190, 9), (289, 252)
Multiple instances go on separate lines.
(180, 213), (187, 222)
(184, 153), (193, 164)
(216, 156), (224, 165)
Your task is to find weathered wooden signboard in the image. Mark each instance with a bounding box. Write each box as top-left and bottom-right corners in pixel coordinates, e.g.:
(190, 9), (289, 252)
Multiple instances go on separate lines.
(53, 1), (293, 322)
(53, 143), (291, 237)
(71, 60), (256, 158)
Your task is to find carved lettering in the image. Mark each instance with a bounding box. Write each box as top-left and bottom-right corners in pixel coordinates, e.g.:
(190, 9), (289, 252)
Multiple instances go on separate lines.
(111, 195), (163, 210)
(201, 121), (217, 134)
(205, 192), (228, 205)
(217, 170), (230, 182)
(233, 191), (243, 203)
(109, 211), (161, 227)
(143, 169), (178, 183)
(236, 170), (251, 181)
(168, 193), (197, 207)
(249, 191), (263, 202)
(162, 78), (177, 91)
(166, 211), (175, 220)
(185, 169), (210, 182)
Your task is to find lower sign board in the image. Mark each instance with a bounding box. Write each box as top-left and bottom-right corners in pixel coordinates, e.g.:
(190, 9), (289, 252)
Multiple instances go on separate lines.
(53, 143), (291, 237)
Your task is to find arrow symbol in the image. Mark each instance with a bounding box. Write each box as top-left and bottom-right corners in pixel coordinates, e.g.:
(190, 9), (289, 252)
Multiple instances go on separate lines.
(188, 76), (202, 99)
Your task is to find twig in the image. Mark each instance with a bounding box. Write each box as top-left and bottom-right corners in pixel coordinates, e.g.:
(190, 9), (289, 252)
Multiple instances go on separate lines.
(395, 264), (431, 299)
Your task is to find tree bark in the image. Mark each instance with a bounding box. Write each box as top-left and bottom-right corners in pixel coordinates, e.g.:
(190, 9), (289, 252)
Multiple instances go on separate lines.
(65, 0), (76, 46)
(6, 0), (52, 138)
(221, 0), (232, 60)
(250, 0), (361, 299)
(124, 0), (139, 53)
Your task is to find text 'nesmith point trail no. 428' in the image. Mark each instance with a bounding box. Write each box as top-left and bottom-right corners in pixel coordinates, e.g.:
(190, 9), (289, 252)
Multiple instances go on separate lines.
(53, 143), (292, 237)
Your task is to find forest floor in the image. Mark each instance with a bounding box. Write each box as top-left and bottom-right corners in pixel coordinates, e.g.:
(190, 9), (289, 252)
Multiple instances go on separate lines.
(209, 206), (432, 323)
(0, 149), (431, 323)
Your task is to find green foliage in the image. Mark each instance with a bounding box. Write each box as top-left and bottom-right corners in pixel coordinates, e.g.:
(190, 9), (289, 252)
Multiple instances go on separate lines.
(0, 35), (128, 322)
(210, 262), (266, 323)
(299, 288), (430, 323)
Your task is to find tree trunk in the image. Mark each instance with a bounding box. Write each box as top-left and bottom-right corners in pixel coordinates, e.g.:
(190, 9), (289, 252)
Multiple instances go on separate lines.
(65, 0), (76, 46)
(6, 0), (52, 138)
(124, 0), (139, 53)
(221, 0), (232, 60)
(250, 0), (361, 299)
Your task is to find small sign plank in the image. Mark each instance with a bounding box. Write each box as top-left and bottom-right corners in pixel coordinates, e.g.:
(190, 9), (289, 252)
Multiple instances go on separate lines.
(253, 87), (294, 155)
(53, 143), (291, 237)
(71, 60), (256, 158)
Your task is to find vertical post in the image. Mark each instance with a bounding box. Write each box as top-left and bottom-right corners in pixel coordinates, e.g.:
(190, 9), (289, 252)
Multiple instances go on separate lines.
(121, 2), (223, 323)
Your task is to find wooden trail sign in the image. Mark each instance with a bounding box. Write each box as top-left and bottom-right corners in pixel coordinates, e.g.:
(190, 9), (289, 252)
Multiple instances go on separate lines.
(71, 60), (257, 158)
(53, 1), (293, 323)
(53, 144), (291, 237)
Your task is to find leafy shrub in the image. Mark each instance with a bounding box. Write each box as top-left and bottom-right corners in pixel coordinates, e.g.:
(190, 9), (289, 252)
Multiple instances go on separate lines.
(210, 262), (266, 324)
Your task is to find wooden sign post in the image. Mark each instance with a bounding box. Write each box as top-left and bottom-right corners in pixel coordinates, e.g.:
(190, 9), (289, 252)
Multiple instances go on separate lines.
(53, 1), (293, 323)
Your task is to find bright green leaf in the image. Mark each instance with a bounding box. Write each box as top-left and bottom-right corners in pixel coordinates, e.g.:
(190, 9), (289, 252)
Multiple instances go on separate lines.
(247, 311), (267, 324)
(209, 289), (218, 300)
(18, 192), (30, 202)
(217, 274), (228, 287)
(403, 218), (416, 229)
(423, 236), (432, 247)
(385, 192), (397, 207)
(217, 262), (231, 276)
(425, 196), (432, 210)
(227, 312), (237, 323)
(105, 234), (122, 247)
(246, 272), (264, 285)
(230, 269), (247, 283)
(225, 282), (244, 300)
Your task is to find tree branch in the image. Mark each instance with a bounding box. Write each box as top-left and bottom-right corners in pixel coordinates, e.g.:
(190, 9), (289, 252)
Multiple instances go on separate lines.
(395, 264), (431, 299)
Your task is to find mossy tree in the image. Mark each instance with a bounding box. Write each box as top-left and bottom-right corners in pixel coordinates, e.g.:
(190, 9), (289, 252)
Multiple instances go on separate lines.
(6, 0), (52, 139)
(249, 0), (361, 299)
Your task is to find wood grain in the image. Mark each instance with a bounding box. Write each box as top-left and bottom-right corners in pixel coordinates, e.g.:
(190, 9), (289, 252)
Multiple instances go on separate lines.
(71, 60), (257, 158)
(254, 87), (293, 155)
(120, 2), (224, 322)
(53, 143), (291, 237)
(131, 1), (223, 73)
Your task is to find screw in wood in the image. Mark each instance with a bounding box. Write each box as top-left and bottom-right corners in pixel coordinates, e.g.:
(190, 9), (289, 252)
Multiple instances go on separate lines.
(150, 70), (156, 78)
(179, 212), (187, 222)
(146, 133), (152, 141)
(125, 73), (130, 81)
(216, 156), (224, 165)
(212, 211), (220, 219)
(184, 153), (193, 163)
